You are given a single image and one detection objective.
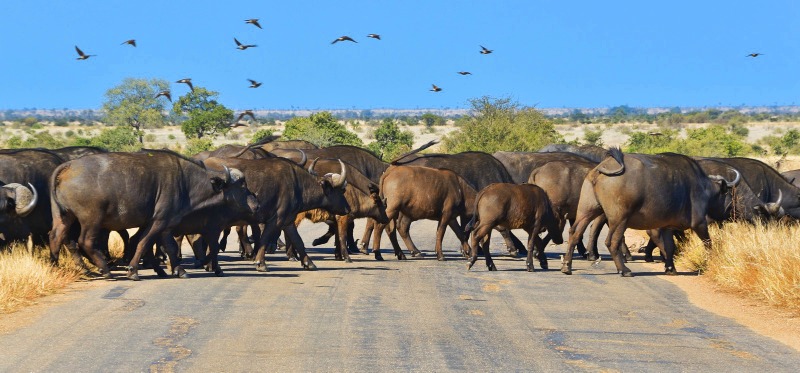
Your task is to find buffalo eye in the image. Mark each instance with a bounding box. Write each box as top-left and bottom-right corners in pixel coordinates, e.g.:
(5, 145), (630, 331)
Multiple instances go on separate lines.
(210, 177), (226, 192)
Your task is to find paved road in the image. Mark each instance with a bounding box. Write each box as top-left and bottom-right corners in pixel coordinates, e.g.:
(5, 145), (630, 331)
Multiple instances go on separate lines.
(2, 220), (799, 372)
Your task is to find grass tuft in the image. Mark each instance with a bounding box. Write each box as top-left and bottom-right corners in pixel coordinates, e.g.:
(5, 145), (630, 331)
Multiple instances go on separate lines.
(677, 222), (800, 314)
(0, 243), (83, 314)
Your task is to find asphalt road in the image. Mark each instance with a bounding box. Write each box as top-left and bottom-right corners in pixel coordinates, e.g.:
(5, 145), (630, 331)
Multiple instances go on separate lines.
(2, 220), (799, 372)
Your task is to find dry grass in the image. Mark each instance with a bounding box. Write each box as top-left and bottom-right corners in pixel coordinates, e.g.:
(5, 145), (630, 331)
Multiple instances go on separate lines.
(677, 222), (800, 314)
(0, 244), (83, 314)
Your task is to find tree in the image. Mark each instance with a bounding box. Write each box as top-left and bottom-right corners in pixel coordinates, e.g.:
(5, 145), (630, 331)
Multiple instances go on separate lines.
(103, 78), (169, 143)
(172, 87), (234, 139)
(421, 112), (444, 128)
(442, 96), (563, 153)
(282, 112), (362, 147)
(367, 118), (414, 160)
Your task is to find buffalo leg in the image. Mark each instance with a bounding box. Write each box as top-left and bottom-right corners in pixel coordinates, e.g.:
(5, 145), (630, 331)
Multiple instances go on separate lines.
(447, 219), (472, 258)
(433, 218), (448, 261)
(396, 214), (423, 257)
(126, 221), (168, 281)
(78, 226), (111, 278)
(283, 225), (316, 270)
(312, 221), (336, 246)
(585, 215), (606, 261)
(336, 215), (353, 263)
(561, 192), (604, 274)
(604, 221), (632, 277)
(48, 213), (75, 266)
(160, 234), (188, 278)
(497, 228), (526, 256)
(359, 218), (376, 254)
(468, 222), (496, 271)
(525, 221), (544, 272)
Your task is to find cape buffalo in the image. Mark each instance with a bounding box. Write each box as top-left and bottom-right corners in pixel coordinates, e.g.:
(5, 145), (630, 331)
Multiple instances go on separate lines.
(705, 157), (800, 219)
(49, 150), (258, 280)
(465, 183), (562, 272)
(0, 149), (60, 246)
(377, 165), (475, 261)
(493, 151), (595, 184)
(561, 148), (740, 277)
(203, 156), (350, 272)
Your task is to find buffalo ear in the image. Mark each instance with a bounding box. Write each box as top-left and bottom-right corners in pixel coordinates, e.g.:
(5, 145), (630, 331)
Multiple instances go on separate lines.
(210, 177), (226, 192)
(319, 179), (333, 194)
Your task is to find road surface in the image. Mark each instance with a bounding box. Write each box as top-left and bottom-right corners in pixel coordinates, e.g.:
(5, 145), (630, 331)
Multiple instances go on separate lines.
(2, 220), (798, 372)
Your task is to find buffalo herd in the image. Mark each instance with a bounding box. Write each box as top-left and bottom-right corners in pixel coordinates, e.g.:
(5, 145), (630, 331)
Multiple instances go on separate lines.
(0, 139), (795, 280)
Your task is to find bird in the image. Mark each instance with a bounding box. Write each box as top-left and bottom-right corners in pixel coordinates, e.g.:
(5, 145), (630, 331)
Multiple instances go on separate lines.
(234, 37), (257, 50)
(155, 90), (172, 102)
(176, 78), (193, 91)
(430, 84), (442, 92)
(74, 46), (95, 60)
(245, 19), (262, 29)
(746, 53), (763, 57)
(331, 36), (357, 44)
(480, 45), (493, 54)
(121, 39), (136, 47)
(247, 79), (262, 88)
(457, 71), (472, 75)
(367, 34), (381, 40)
(232, 110), (256, 126)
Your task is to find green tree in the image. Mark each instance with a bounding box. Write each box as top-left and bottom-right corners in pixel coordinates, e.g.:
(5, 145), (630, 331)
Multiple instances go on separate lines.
(282, 112), (362, 147)
(89, 126), (140, 151)
(103, 78), (169, 143)
(251, 128), (275, 143)
(172, 87), (234, 139)
(421, 113), (445, 128)
(583, 128), (604, 146)
(366, 118), (414, 160)
(442, 96), (563, 153)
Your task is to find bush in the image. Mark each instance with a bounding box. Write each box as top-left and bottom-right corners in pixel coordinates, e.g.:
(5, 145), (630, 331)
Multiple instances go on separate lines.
(143, 134), (157, 143)
(625, 125), (750, 157)
(583, 128), (604, 146)
(442, 97), (563, 153)
(282, 112), (362, 147)
(167, 134), (176, 140)
(183, 138), (214, 156)
(366, 118), (414, 160)
(760, 129), (800, 155)
(251, 128), (274, 144)
(3, 132), (64, 149)
(89, 126), (140, 151)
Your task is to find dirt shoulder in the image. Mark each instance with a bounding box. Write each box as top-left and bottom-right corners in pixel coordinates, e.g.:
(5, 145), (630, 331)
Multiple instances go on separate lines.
(641, 262), (800, 352)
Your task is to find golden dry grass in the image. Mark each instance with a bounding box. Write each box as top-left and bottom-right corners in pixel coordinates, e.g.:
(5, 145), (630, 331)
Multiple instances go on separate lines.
(0, 243), (83, 314)
(677, 222), (800, 314)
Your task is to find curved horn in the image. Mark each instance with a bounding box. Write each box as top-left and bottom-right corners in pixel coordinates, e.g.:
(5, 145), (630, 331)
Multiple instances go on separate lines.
(297, 149), (308, 167)
(766, 189), (784, 215)
(332, 159), (348, 188)
(230, 145), (252, 158)
(726, 168), (741, 187)
(4, 183), (38, 217)
(308, 157), (320, 176)
(223, 165), (232, 184)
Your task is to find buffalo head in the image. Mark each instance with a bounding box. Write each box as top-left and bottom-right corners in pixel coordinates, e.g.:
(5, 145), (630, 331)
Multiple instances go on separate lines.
(210, 166), (259, 216)
(0, 183), (38, 219)
(309, 158), (351, 216)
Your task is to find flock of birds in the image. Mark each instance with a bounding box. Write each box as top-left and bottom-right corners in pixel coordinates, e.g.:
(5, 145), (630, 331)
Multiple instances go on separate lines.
(72, 17), (500, 125)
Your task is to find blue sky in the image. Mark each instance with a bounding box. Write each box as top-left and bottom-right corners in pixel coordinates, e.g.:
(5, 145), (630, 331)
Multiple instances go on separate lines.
(1, 0), (797, 110)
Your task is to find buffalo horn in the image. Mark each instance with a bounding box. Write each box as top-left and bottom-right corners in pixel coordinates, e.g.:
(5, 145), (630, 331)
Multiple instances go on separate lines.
(223, 165), (232, 184)
(331, 159), (348, 188)
(308, 157), (319, 176)
(297, 149), (308, 167)
(3, 183), (38, 217)
(766, 189), (783, 215)
(727, 169), (741, 187)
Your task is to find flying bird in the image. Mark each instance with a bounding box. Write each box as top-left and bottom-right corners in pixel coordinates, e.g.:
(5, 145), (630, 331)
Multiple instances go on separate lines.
(155, 90), (172, 102)
(234, 37), (257, 50)
(457, 71), (472, 75)
(232, 110), (256, 126)
(247, 79), (262, 88)
(480, 45), (493, 54)
(430, 84), (442, 92)
(245, 19), (262, 29)
(746, 53), (763, 57)
(74, 46), (95, 60)
(367, 34), (381, 40)
(176, 78), (194, 91)
(121, 39), (136, 47)
(331, 36), (357, 44)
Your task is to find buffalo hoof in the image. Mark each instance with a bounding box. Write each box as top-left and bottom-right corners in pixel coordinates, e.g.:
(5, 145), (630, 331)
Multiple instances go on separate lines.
(644, 256), (654, 263)
(560, 265), (572, 275)
(488, 263), (497, 271)
(665, 267), (677, 275)
(506, 250), (519, 258)
(539, 260), (549, 270)
(127, 269), (141, 281)
(344, 258), (352, 263)
(312, 237), (327, 246)
(214, 267), (224, 277)
(155, 268), (168, 278)
(437, 256), (446, 262)
(358, 242), (369, 255)
(412, 251), (424, 257)
(176, 267), (189, 279)
(526, 263), (534, 272)
(374, 252), (384, 261)
(621, 271), (634, 277)
(467, 260), (476, 270)
(256, 263), (269, 272)
(303, 261), (317, 270)
(204, 263), (214, 272)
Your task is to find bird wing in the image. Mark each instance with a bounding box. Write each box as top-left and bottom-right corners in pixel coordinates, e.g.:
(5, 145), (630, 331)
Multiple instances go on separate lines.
(234, 37), (242, 46)
(246, 112), (256, 120)
(248, 79), (256, 84)
(235, 113), (245, 123)
(187, 82), (194, 91)
(253, 20), (262, 29)
(75, 46), (84, 56)
(331, 38), (339, 44)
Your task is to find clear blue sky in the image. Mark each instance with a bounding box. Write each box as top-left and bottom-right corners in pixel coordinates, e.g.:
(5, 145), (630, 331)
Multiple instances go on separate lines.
(1, 0), (797, 110)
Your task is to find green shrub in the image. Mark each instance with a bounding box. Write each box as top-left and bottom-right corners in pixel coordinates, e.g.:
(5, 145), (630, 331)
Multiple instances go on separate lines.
(167, 134), (176, 140)
(184, 138), (214, 156)
(442, 97), (563, 153)
(144, 134), (157, 143)
(583, 128), (604, 146)
(251, 128), (274, 143)
(89, 126), (140, 151)
(282, 112), (362, 147)
(366, 118), (414, 160)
